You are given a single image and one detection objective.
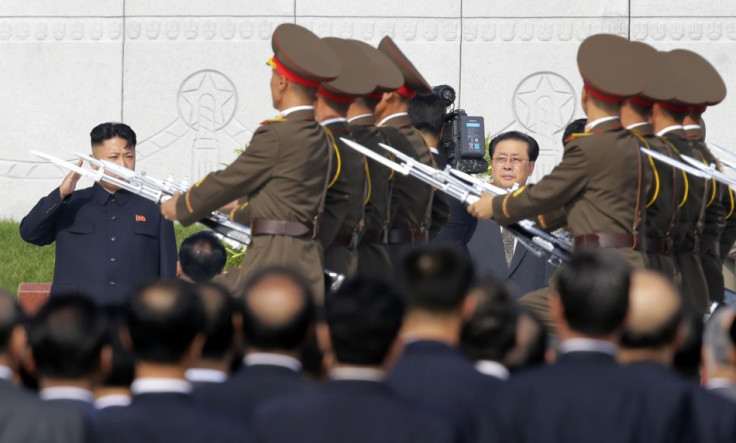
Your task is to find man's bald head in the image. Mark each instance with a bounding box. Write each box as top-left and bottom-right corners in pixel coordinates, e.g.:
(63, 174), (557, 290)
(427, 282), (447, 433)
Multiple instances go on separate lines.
(621, 270), (684, 350)
(241, 267), (315, 352)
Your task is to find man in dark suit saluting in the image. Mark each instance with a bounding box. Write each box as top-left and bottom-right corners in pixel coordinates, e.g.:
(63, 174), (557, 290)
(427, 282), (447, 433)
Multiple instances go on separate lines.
(20, 123), (177, 306)
(468, 131), (554, 297)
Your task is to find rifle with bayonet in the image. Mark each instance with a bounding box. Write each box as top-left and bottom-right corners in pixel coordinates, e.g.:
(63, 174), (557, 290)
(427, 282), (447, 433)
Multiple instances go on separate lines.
(33, 151), (347, 293)
(339, 138), (572, 266)
(32, 150), (252, 249)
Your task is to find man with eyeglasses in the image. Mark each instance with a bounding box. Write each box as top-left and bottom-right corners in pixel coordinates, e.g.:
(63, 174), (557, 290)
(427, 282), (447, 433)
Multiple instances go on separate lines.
(467, 131), (553, 297)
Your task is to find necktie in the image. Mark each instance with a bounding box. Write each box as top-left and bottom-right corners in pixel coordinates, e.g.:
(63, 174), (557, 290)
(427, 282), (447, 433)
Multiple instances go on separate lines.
(502, 228), (515, 267)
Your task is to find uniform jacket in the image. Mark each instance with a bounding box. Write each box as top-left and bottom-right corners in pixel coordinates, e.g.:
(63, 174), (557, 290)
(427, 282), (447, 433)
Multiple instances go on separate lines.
(319, 119), (366, 277)
(254, 378), (458, 443)
(379, 113), (450, 259)
(175, 107), (330, 299)
(468, 219), (553, 298)
(20, 183), (177, 305)
(492, 118), (649, 267)
(349, 115), (394, 278)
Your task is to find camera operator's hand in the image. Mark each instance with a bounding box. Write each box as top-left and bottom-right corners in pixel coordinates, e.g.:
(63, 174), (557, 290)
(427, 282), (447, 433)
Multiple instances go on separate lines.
(467, 193), (495, 220)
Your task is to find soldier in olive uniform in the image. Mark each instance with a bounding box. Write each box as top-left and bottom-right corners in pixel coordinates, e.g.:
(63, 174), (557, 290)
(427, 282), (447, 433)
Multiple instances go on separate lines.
(346, 41), (404, 278)
(648, 50), (711, 313)
(375, 36), (450, 264)
(468, 34), (650, 269)
(678, 50), (728, 305)
(620, 41), (683, 283)
(313, 37), (374, 277)
(161, 23), (341, 301)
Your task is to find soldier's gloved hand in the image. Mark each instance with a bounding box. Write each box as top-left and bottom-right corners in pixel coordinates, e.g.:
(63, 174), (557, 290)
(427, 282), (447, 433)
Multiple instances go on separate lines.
(59, 160), (83, 200)
(161, 192), (180, 222)
(467, 193), (495, 220)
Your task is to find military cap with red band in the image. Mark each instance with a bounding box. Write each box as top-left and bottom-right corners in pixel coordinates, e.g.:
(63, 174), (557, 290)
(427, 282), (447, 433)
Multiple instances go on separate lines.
(317, 38), (377, 103)
(377, 36), (431, 99)
(269, 23), (341, 88)
(669, 49), (726, 111)
(577, 34), (645, 103)
(347, 39), (403, 100)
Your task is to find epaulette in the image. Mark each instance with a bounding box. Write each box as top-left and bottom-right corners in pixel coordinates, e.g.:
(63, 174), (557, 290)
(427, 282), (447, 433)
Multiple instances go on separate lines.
(259, 117), (286, 125)
(564, 132), (589, 143)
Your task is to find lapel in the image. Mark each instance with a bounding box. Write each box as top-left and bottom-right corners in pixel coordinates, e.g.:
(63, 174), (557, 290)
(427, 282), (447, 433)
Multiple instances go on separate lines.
(481, 220), (509, 273)
(507, 240), (526, 276)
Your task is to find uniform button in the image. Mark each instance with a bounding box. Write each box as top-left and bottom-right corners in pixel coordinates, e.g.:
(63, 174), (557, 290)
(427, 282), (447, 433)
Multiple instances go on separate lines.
(110, 257), (116, 262)
(110, 236), (116, 242)
(109, 281), (116, 286)
(111, 216), (117, 221)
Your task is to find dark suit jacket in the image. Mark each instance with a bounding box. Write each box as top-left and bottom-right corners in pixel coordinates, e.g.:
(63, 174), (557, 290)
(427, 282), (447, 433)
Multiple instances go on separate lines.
(0, 379), (86, 443)
(502, 352), (700, 443)
(192, 363), (312, 422)
(20, 183), (177, 306)
(708, 382), (736, 404)
(254, 378), (458, 443)
(387, 340), (502, 442)
(468, 219), (553, 297)
(91, 392), (251, 443)
(624, 362), (736, 442)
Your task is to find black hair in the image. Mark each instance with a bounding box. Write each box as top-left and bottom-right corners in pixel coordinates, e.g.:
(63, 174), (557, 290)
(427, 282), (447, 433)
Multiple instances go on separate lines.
(196, 282), (237, 361)
(0, 290), (23, 354)
(101, 306), (135, 388)
(408, 93), (446, 137)
(90, 122), (137, 149)
(326, 276), (406, 366)
(241, 267), (315, 352)
(562, 118), (587, 145)
(28, 295), (108, 379)
(673, 307), (704, 383)
(460, 275), (517, 362)
(179, 232), (227, 283)
(504, 308), (548, 372)
(629, 101), (653, 121)
(659, 105), (689, 125)
(589, 95), (624, 114)
(556, 249), (631, 337)
(126, 280), (206, 363)
(397, 244), (474, 312)
(489, 131), (540, 162)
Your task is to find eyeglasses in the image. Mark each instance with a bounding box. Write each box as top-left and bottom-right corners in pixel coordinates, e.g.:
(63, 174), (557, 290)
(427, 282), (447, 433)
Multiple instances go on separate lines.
(491, 156), (529, 167)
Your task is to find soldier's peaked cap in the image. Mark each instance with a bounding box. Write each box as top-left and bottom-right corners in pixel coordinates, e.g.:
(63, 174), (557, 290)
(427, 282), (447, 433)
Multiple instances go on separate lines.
(318, 38), (377, 102)
(628, 41), (678, 104)
(577, 34), (645, 102)
(347, 39), (403, 94)
(669, 49), (726, 107)
(378, 36), (431, 99)
(269, 23), (341, 88)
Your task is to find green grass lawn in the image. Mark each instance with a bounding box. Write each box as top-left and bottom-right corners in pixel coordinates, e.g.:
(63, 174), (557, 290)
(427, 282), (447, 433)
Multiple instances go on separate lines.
(0, 220), (203, 295)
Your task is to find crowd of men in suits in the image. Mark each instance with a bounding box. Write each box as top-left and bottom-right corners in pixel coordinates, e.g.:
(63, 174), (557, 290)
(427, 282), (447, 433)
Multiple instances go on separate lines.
(3, 242), (736, 442)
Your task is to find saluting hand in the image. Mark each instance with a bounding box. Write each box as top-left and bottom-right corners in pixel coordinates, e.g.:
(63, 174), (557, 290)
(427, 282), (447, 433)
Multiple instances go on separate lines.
(59, 160), (83, 200)
(161, 192), (180, 222)
(467, 193), (496, 220)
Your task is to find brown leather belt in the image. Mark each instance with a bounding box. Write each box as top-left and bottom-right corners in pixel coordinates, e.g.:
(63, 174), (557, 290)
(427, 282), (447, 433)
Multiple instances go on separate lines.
(251, 219), (313, 237)
(643, 237), (672, 254)
(333, 232), (359, 250)
(361, 229), (385, 245)
(387, 228), (428, 245)
(574, 233), (643, 250)
(674, 237), (699, 254)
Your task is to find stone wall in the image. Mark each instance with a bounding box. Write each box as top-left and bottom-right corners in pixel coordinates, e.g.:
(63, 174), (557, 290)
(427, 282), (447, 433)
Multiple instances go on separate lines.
(1, 0), (734, 220)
